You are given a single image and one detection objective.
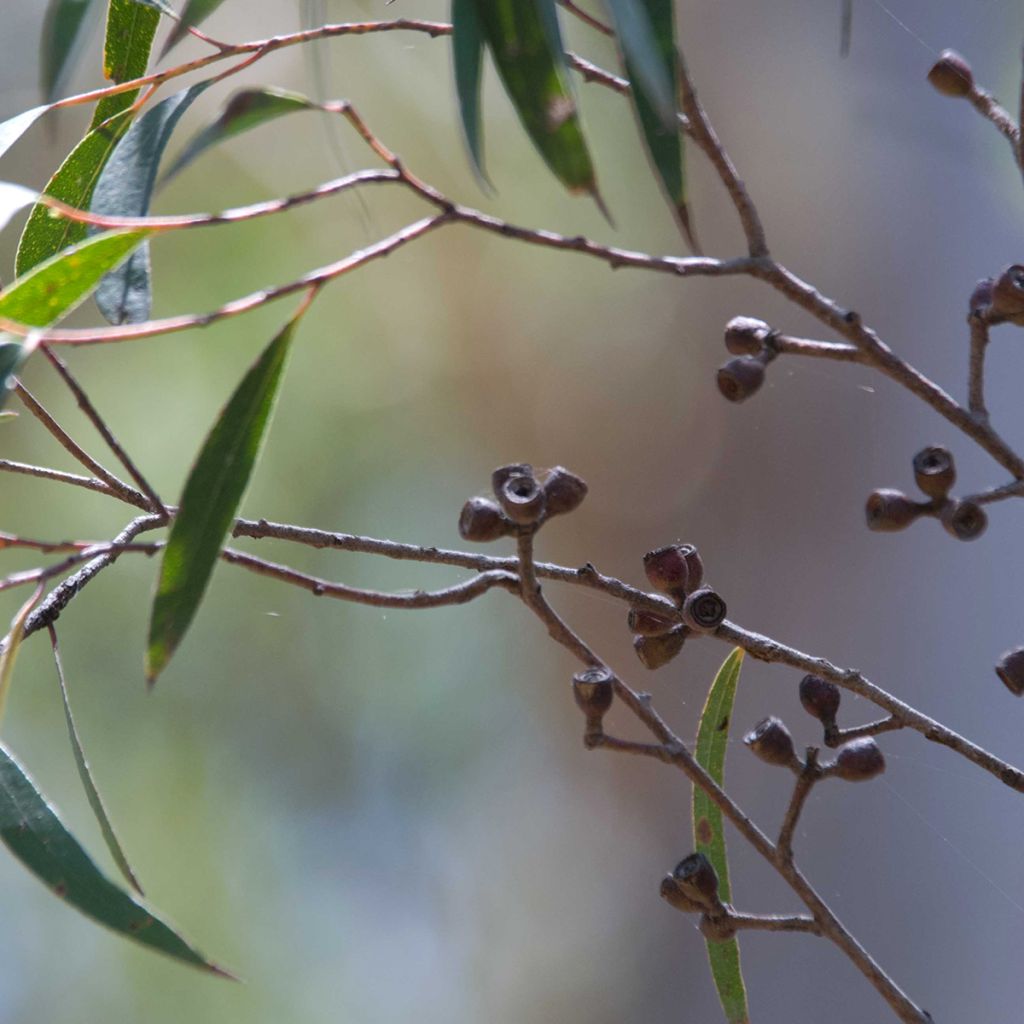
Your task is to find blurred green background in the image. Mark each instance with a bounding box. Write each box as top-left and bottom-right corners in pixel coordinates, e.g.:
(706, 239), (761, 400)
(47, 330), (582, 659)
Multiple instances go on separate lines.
(2, 1), (1024, 1021)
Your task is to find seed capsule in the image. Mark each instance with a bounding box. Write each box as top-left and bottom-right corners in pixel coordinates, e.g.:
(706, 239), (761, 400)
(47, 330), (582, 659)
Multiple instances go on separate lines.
(496, 472), (546, 525)
(681, 587), (727, 633)
(799, 674), (841, 724)
(744, 716), (797, 768)
(990, 265), (1024, 323)
(540, 466), (588, 517)
(995, 648), (1024, 697)
(723, 315), (771, 356)
(458, 496), (512, 543)
(633, 626), (687, 670)
(927, 50), (973, 97)
(643, 545), (690, 596)
(672, 852), (721, 909)
(627, 606), (677, 637)
(940, 499), (987, 541)
(572, 667), (614, 744)
(912, 446), (956, 500)
(660, 874), (704, 914)
(716, 356), (765, 403)
(491, 463), (532, 498)
(865, 489), (922, 532)
(969, 278), (994, 317)
(832, 737), (885, 782)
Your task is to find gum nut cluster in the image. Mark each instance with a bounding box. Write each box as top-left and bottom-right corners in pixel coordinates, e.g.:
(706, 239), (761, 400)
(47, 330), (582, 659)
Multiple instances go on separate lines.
(717, 316), (775, 403)
(630, 544), (727, 669)
(866, 445), (986, 541)
(457, 463), (588, 541)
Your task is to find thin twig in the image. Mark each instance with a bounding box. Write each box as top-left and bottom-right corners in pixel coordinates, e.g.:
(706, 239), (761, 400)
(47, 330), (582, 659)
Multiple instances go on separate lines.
(559, 0), (614, 36)
(827, 716), (904, 748)
(968, 315), (990, 422)
(728, 911), (822, 935)
(0, 458), (115, 498)
(771, 334), (868, 363)
(777, 751), (821, 863)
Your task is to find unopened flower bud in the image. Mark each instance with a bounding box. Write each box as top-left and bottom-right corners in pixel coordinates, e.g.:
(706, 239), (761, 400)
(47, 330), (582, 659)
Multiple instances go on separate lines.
(672, 852), (720, 909)
(799, 674), (841, 725)
(458, 496), (511, 542)
(572, 666), (614, 744)
(627, 605), (677, 637)
(540, 466), (588, 517)
(633, 626), (687, 670)
(744, 716), (798, 768)
(995, 647), (1024, 697)
(496, 471), (546, 525)
(643, 545), (690, 596)
(716, 356), (765, 403)
(990, 264), (1024, 323)
(865, 489), (922, 532)
(927, 50), (973, 97)
(940, 499), (987, 541)
(912, 446), (956, 500)
(724, 316), (771, 356)
(832, 737), (885, 782)
(681, 587), (727, 633)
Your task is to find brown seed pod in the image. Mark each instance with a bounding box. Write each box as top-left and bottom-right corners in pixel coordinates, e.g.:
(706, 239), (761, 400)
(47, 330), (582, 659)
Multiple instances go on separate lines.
(832, 737), (886, 782)
(969, 278), (994, 317)
(926, 50), (973, 97)
(995, 648), (1024, 697)
(540, 466), (588, 517)
(672, 852), (721, 909)
(681, 587), (727, 633)
(723, 315), (771, 356)
(491, 463), (532, 498)
(799, 674), (841, 725)
(681, 544), (705, 591)
(990, 265), (1024, 323)
(627, 605), (677, 637)
(633, 626), (687, 670)
(716, 356), (765, 403)
(643, 545), (690, 596)
(659, 874), (704, 914)
(458, 496), (512, 543)
(939, 499), (987, 541)
(744, 716), (798, 768)
(865, 489), (922, 532)
(496, 472), (546, 525)
(912, 446), (956, 500)
(572, 667), (614, 744)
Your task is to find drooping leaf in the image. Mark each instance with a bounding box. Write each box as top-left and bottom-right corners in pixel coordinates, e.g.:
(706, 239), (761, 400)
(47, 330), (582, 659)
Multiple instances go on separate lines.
(692, 648), (749, 1024)
(91, 80), (211, 325)
(0, 106), (51, 164)
(51, 630), (144, 895)
(16, 107), (134, 276)
(147, 310), (304, 683)
(0, 741), (230, 974)
(0, 589), (43, 728)
(162, 87), (315, 183)
(603, 0), (675, 129)
(451, 0), (489, 187)
(40, 0), (100, 104)
(472, 0), (601, 202)
(161, 0), (229, 56)
(0, 183), (40, 236)
(91, 0), (162, 127)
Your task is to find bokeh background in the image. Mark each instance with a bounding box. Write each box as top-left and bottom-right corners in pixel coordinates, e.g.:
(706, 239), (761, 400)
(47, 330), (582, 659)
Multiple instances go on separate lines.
(1, 1), (1023, 1020)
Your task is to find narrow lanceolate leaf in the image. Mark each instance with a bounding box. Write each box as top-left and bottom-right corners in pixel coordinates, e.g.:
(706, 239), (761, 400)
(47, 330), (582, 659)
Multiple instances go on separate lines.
(161, 0), (229, 56)
(52, 632), (144, 895)
(603, 0), (675, 129)
(451, 0), (489, 187)
(0, 106), (51, 164)
(0, 741), (230, 974)
(692, 648), (749, 1024)
(472, 0), (600, 201)
(162, 88), (315, 183)
(91, 0), (162, 127)
(91, 80), (211, 325)
(0, 589), (43, 729)
(16, 107), (134, 276)
(147, 311), (304, 683)
(40, 0), (99, 103)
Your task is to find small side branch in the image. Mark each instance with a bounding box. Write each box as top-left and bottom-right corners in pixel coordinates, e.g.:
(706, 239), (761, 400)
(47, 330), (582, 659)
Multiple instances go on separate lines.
(968, 315), (990, 422)
(777, 750), (822, 863)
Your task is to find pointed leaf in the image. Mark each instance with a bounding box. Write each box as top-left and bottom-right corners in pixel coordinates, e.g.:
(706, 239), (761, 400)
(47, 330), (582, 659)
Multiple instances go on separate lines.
(40, 0), (100, 104)
(692, 648), (749, 1024)
(472, 0), (599, 198)
(16, 108), (134, 276)
(451, 0), (489, 187)
(91, 80), (211, 325)
(603, 0), (675, 129)
(0, 741), (229, 973)
(91, 0), (162, 127)
(0, 589), (43, 728)
(52, 631), (143, 894)
(162, 87), (315, 183)
(0, 183), (40, 235)
(161, 0), (228, 56)
(0, 106), (51, 164)
(147, 311), (303, 682)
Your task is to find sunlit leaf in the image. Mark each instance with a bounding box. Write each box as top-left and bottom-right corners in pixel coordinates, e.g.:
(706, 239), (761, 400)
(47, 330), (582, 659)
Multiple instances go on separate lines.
(692, 648), (749, 1024)
(472, 0), (601, 202)
(147, 309), (305, 683)
(0, 183), (40, 236)
(451, 0), (489, 187)
(40, 0), (100, 104)
(16, 108), (134, 276)
(603, 0), (675, 129)
(162, 87), (315, 183)
(92, 0), (162, 127)
(161, 0), (228, 56)
(91, 80), (211, 324)
(0, 741), (230, 974)
(0, 106), (51, 165)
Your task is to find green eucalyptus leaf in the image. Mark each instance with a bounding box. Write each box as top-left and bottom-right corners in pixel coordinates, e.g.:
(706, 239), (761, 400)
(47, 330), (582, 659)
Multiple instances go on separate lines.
(91, 79), (211, 325)
(0, 740), (230, 974)
(162, 87), (315, 183)
(161, 0), (228, 56)
(40, 0), (100, 104)
(92, 0), (161, 127)
(147, 310), (304, 683)
(603, 0), (675, 129)
(451, 0), (489, 187)
(472, 0), (601, 201)
(692, 648), (750, 1024)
